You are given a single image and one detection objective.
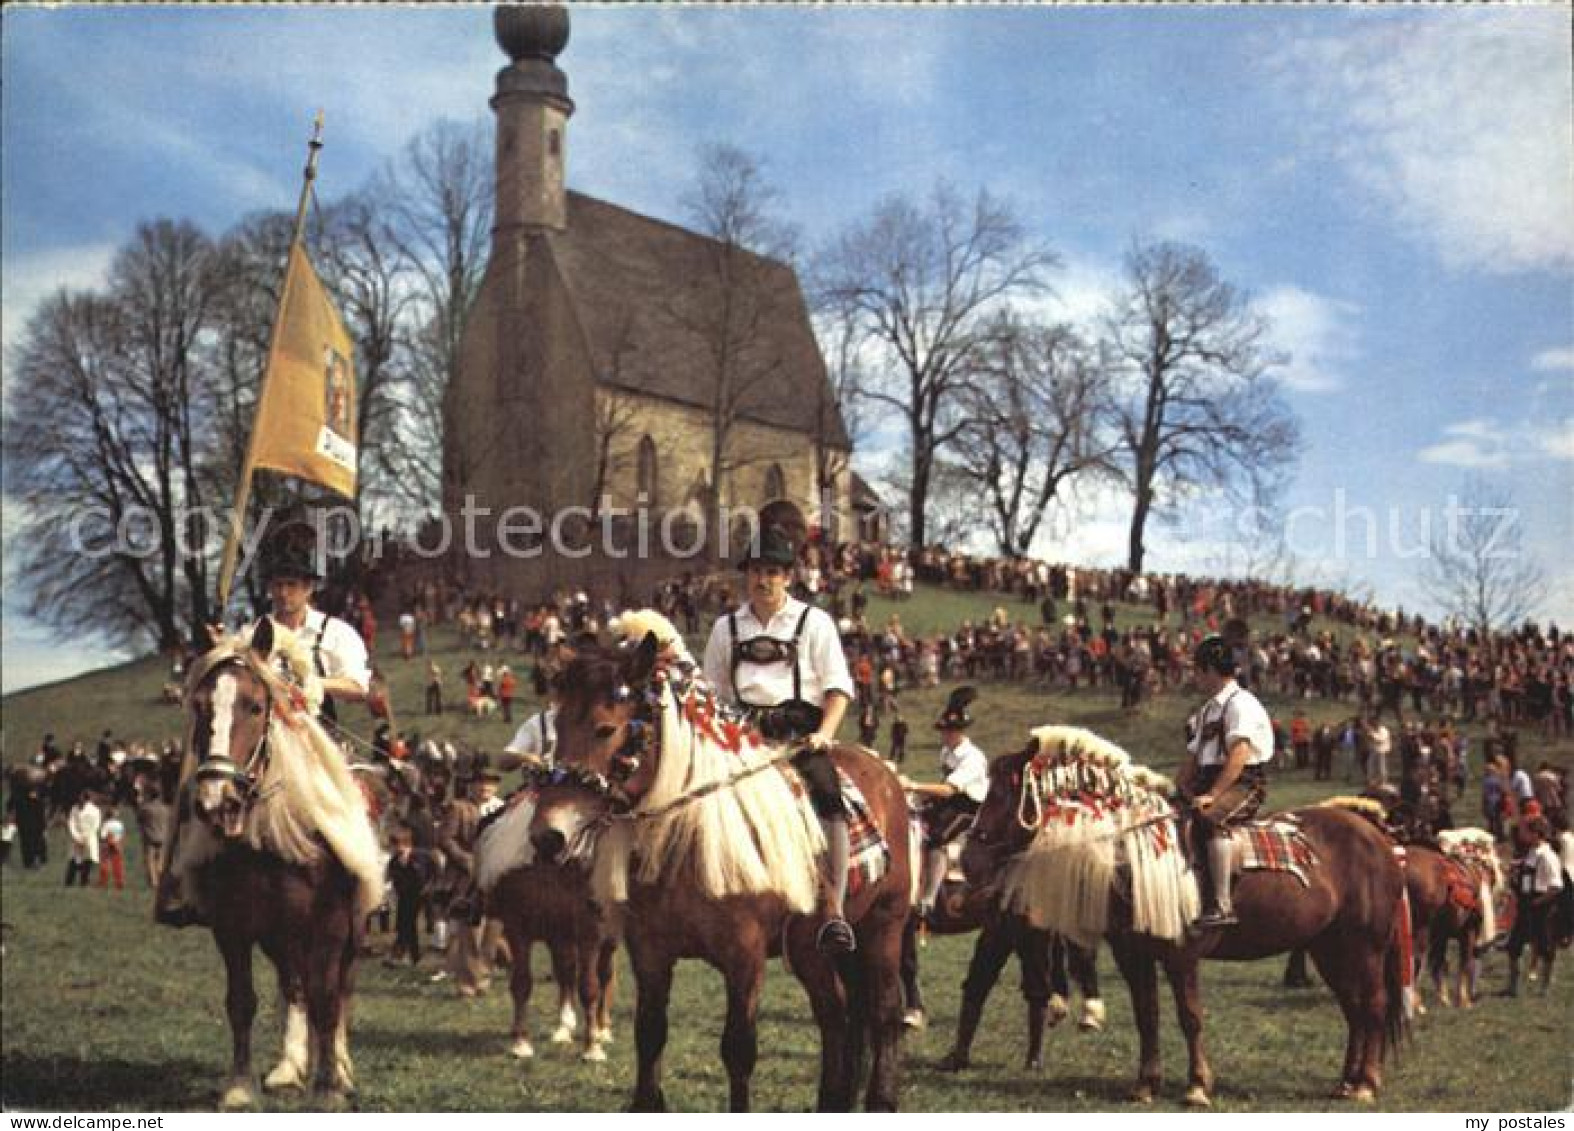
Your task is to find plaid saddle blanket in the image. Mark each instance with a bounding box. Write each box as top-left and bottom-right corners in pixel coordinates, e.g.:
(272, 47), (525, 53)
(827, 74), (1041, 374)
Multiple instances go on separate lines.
(781, 764), (891, 896)
(1235, 818), (1318, 888)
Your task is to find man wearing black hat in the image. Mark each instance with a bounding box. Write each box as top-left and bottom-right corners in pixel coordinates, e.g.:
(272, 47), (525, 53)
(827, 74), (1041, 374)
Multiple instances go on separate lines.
(259, 520), (370, 725)
(702, 501), (858, 955)
(904, 688), (987, 921)
(1178, 634), (1274, 927)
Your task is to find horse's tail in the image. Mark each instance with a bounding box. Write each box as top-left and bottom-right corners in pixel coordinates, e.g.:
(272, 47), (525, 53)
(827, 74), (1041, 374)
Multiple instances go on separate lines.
(1382, 910), (1411, 1061)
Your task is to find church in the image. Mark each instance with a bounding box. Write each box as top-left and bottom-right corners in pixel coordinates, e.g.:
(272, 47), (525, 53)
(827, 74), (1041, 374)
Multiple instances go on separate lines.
(442, 6), (858, 596)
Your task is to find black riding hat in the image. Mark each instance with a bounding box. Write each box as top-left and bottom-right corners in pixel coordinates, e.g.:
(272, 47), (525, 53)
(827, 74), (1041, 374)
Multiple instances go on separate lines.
(737, 499), (806, 570)
(934, 686), (978, 731)
(259, 519), (323, 583)
(1193, 634), (1236, 677)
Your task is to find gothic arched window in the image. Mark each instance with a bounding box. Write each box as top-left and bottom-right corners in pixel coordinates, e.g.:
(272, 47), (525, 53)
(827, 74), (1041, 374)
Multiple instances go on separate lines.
(765, 463), (786, 500)
(636, 435), (659, 506)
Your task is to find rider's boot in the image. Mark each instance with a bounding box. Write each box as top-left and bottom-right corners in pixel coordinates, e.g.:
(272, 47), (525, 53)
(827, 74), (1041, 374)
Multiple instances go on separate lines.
(816, 816), (857, 956)
(1194, 835), (1238, 928)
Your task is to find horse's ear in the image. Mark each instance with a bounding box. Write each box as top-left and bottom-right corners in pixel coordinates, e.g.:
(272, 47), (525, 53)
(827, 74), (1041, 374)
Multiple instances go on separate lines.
(624, 631), (661, 688)
(250, 617), (275, 661)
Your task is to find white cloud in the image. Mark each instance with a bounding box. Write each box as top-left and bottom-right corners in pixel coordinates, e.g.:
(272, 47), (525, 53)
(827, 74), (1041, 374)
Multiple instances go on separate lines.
(1273, 13), (1573, 274)
(1416, 417), (1574, 469)
(1532, 347), (1574, 372)
(1535, 420), (1574, 462)
(1, 242), (118, 363)
(1254, 285), (1361, 394)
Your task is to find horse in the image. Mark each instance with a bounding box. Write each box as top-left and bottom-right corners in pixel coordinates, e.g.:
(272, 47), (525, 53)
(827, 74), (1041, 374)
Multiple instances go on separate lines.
(905, 872), (1103, 1073)
(526, 610), (914, 1111)
(474, 785), (618, 1062)
(962, 725), (1409, 1105)
(153, 619), (384, 1109)
(1426, 827), (1506, 1008)
(1300, 798), (1504, 1011)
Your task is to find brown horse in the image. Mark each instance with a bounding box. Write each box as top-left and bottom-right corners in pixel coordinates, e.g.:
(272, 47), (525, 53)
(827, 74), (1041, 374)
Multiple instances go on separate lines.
(528, 614), (914, 1111)
(962, 725), (1408, 1105)
(474, 791), (618, 1062)
(1426, 828), (1505, 1007)
(154, 620), (383, 1108)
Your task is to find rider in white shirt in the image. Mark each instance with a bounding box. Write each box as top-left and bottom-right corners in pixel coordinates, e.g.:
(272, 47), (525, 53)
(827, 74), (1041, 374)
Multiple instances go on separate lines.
(1177, 635), (1274, 927)
(702, 502), (856, 955)
(259, 520), (370, 726)
(903, 688), (986, 921)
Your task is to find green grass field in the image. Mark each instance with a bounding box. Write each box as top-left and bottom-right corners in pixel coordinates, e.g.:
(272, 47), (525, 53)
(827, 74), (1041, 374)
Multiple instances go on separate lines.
(4, 585), (1571, 1112)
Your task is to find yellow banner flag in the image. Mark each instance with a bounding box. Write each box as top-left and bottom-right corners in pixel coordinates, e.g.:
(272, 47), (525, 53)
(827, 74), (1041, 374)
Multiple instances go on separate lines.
(249, 243), (358, 498)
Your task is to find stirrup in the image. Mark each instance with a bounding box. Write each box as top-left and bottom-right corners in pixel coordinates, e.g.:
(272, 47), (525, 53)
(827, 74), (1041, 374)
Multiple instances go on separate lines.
(817, 917), (857, 955)
(1193, 907), (1237, 928)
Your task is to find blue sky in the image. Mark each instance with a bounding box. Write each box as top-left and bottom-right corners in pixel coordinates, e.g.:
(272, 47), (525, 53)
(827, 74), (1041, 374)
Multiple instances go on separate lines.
(3, 4), (1571, 692)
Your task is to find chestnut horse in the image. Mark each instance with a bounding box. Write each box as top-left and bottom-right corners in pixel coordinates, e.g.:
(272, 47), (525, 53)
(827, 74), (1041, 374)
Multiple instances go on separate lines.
(963, 726), (1408, 1105)
(1426, 827), (1505, 1007)
(528, 613), (913, 1111)
(154, 621), (383, 1108)
(475, 787), (618, 1062)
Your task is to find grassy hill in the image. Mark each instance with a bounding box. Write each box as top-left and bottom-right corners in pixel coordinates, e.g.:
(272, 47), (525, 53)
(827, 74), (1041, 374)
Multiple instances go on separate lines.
(3, 583), (1571, 1111)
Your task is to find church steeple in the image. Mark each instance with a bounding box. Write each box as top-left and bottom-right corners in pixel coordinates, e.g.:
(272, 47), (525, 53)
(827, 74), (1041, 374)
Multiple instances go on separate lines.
(491, 5), (574, 236)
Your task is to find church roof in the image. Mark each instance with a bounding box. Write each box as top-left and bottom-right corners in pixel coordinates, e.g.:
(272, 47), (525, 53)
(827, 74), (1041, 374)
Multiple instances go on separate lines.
(550, 191), (851, 450)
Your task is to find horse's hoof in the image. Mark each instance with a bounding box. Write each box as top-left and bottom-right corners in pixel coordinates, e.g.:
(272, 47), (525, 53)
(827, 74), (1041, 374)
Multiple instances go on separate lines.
(936, 1051), (970, 1073)
(1184, 1085), (1212, 1108)
(1079, 999), (1106, 1031)
(1349, 1085), (1377, 1104)
(550, 1024), (575, 1045)
(263, 1063), (306, 1092)
(510, 1038), (535, 1060)
(581, 1044), (608, 1063)
(220, 1082), (257, 1110)
(312, 1087), (356, 1113)
(594, 1027), (614, 1045)
(1130, 1085), (1155, 1105)
(1047, 993), (1070, 1027)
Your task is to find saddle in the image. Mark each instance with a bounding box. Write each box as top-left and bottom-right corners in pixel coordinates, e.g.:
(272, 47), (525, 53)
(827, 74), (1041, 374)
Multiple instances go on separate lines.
(1178, 812), (1319, 889)
(779, 764), (891, 895)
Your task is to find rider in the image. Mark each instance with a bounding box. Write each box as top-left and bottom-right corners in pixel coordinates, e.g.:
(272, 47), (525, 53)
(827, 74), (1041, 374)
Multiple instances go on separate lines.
(1177, 634), (1274, 928)
(702, 500), (857, 955)
(258, 517), (371, 726)
(905, 687), (987, 923)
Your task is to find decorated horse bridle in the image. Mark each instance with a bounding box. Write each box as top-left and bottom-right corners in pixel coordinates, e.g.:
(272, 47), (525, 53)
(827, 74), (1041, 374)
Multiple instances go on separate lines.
(546, 655), (810, 830)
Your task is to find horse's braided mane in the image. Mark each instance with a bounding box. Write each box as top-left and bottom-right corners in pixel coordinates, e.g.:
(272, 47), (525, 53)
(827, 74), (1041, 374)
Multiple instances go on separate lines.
(578, 607), (823, 913)
(1003, 724), (1198, 945)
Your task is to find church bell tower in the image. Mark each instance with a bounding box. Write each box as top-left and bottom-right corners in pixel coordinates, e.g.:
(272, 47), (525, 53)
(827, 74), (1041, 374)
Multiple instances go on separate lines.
(491, 5), (573, 236)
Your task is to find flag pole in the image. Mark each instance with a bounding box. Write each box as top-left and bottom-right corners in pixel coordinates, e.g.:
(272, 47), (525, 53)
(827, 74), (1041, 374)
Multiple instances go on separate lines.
(214, 112), (326, 619)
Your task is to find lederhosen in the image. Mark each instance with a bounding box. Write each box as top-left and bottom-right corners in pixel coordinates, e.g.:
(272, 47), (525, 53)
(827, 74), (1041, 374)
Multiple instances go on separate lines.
(924, 792), (981, 850)
(1507, 851), (1554, 958)
(729, 608), (845, 819)
(924, 744), (984, 849)
(310, 616), (339, 726)
(1191, 690), (1266, 833)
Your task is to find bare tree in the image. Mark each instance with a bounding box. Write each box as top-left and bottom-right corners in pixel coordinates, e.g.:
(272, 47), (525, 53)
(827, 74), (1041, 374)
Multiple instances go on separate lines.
(818, 182), (1056, 547)
(807, 296), (869, 539)
(1104, 240), (1300, 574)
(675, 143), (802, 530)
(1422, 477), (1546, 635)
(316, 193), (419, 525)
(947, 310), (1118, 557)
(373, 119), (493, 515)
(6, 221), (224, 651)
